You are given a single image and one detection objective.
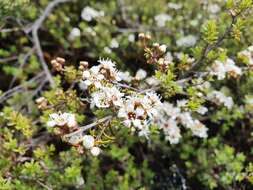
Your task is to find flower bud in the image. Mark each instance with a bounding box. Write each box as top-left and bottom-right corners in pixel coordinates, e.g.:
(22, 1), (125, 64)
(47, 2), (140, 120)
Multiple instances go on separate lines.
(145, 34), (151, 40)
(135, 69), (147, 80)
(35, 97), (48, 110)
(79, 61), (89, 70)
(90, 146), (101, 156)
(56, 57), (65, 64)
(68, 134), (83, 145)
(138, 33), (145, 39)
(51, 59), (63, 72)
(82, 135), (95, 149)
(158, 58), (164, 65)
(153, 43), (159, 48)
(159, 44), (167, 53)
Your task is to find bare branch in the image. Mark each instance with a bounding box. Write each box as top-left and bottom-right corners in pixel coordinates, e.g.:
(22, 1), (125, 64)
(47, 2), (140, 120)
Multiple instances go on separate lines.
(26, 0), (73, 88)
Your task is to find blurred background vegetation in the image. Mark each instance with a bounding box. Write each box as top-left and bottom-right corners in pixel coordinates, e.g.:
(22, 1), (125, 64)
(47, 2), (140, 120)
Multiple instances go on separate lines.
(0, 0), (253, 189)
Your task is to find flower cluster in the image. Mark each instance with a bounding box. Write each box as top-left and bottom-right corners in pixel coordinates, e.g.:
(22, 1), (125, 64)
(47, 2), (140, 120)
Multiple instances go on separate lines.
(207, 91), (234, 109)
(238, 45), (253, 69)
(154, 13), (172, 27)
(46, 54), (239, 151)
(155, 100), (208, 144)
(81, 58), (121, 89)
(91, 86), (124, 108)
(80, 58), (214, 144)
(83, 135), (101, 156)
(47, 112), (77, 128)
(176, 35), (197, 47)
(117, 92), (162, 137)
(46, 42), (249, 155)
(81, 6), (104, 22)
(47, 113), (102, 156)
(210, 58), (242, 80)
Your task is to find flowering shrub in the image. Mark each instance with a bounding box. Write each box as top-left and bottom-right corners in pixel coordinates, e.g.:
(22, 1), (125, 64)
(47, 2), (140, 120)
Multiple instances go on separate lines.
(1, 0), (253, 189)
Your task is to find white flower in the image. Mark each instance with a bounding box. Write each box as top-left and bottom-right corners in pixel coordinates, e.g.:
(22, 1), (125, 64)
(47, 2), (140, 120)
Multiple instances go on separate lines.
(84, 27), (96, 36)
(164, 52), (173, 63)
(83, 135), (95, 149)
(142, 92), (162, 118)
(81, 58), (121, 88)
(208, 91), (234, 109)
(159, 44), (167, 53)
(91, 86), (124, 108)
(118, 98), (142, 128)
(98, 58), (121, 81)
(138, 123), (150, 139)
(81, 6), (104, 21)
(110, 39), (119, 48)
(210, 60), (227, 80)
(146, 77), (160, 86)
(91, 90), (109, 108)
(68, 133), (83, 145)
(176, 53), (195, 63)
(118, 71), (132, 82)
(190, 120), (208, 138)
(67, 114), (78, 128)
(82, 66), (104, 88)
(196, 106), (208, 115)
(238, 46), (253, 66)
(178, 112), (194, 128)
(135, 69), (147, 80)
(161, 102), (181, 119)
(117, 94), (159, 129)
(210, 58), (242, 79)
(98, 58), (116, 71)
(208, 4), (220, 14)
(224, 58), (242, 77)
(104, 47), (112, 53)
(245, 96), (253, 105)
(128, 34), (135, 42)
(90, 146), (101, 156)
(163, 119), (181, 144)
(154, 13), (172, 27)
(176, 35), (197, 47)
(168, 2), (182, 10)
(79, 81), (88, 90)
(177, 99), (188, 108)
(69, 27), (81, 41)
(224, 97), (234, 109)
(248, 46), (253, 52)
(47, 112), (77, 128)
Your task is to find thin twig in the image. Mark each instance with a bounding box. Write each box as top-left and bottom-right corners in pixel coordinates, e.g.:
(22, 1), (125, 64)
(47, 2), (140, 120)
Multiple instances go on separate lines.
(8, 47), (36, 89)
(114, 82), (139, 91)
(0, 72), (46, 104)
(0, 27), (21, 33)
(0, 56), (18, 63)
(36, 180), (53, 190)
(184, 14), (238, 78)
(64, 116), (112, 138)
(26, 0), (73, 87)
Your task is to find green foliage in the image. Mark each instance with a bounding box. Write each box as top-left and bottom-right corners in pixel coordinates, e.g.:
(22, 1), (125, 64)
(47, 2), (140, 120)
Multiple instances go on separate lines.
(202, 20), (219, 45)
(0, 0), (253, 189)
(0, 0), (30, 18)
(155, 70), (182, 98)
